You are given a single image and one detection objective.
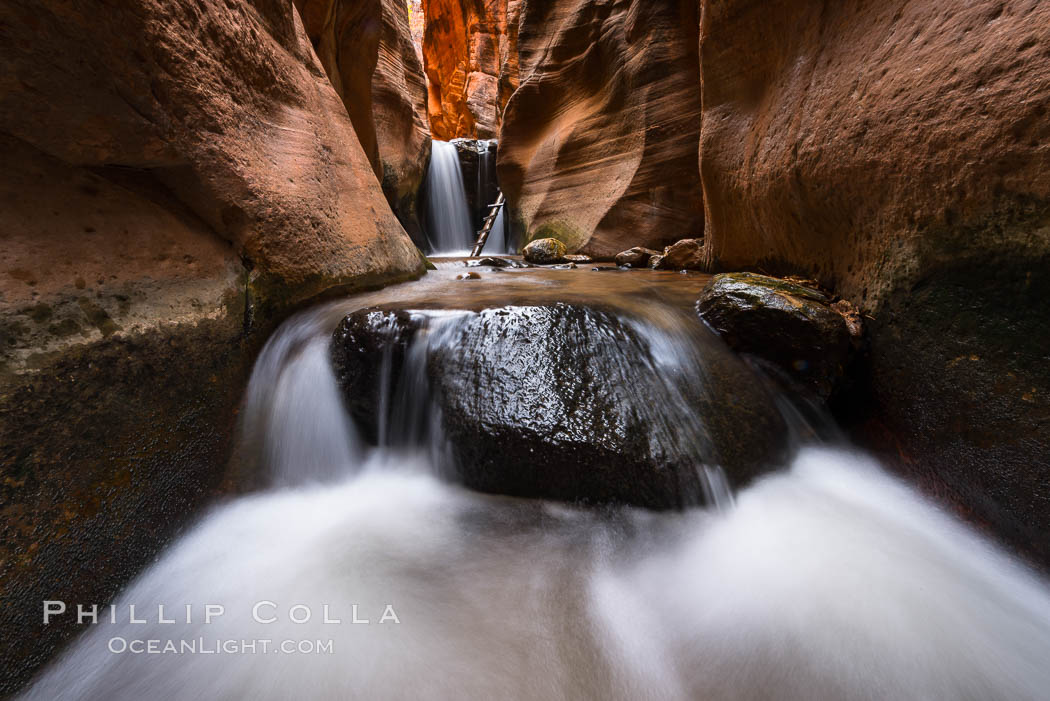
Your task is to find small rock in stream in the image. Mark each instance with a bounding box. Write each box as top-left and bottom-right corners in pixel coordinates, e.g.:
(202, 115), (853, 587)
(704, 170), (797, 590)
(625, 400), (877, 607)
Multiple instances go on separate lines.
(650, 238), (705, 270)
(522, 237), (567, 264)
(468, 257), (511, 268)
(614, 246), (661, 267)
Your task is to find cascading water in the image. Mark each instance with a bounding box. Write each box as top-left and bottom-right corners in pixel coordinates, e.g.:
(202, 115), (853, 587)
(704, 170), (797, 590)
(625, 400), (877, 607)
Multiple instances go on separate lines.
(21, 269), (1050, 700)
(474, 140), (508, 254)
(424, 141), (475, 255)
(486, 203), (507, 253)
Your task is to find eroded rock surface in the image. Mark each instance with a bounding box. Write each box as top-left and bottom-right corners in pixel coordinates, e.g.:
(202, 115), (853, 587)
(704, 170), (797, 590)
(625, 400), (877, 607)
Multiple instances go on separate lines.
(651, 239), (705, 271)
(296, 0), (432, 241)
(497, 0), (703, 257)
(0, 0), (423, 690)
(424, 0), (520, 140)
(615, 247), (661, 268)
(700, 0), (1050, 563)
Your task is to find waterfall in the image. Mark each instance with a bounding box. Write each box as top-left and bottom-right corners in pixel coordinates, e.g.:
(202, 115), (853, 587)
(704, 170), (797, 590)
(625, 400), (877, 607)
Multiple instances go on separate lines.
(236, 309), (362, 487)
(486, 203), (507, 254)
(473, 139), (509, 254)
(425, 141), (474, 255)
(20, 284), (1050, 701)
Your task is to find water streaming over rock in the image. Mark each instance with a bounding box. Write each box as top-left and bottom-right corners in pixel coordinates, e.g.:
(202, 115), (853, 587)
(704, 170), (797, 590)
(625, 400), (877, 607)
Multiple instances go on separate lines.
(424, 141), (475, 255)
(21, 270), (1050, 700)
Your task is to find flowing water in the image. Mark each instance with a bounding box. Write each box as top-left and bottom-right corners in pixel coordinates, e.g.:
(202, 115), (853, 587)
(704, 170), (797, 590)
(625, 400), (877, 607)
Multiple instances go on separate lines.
(473, 140), (509, 254)
(424, 141), (476, 255)
(22, 267), (1050, 700)
(486, 204), (507, 253)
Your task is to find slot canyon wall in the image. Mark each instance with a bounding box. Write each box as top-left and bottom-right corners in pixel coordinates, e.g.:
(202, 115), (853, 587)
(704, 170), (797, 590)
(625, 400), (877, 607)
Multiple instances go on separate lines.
(495, 0), (704, 257)
(0, 0), (423, 692)
(423, 0), (520, 140)
(295, 0), (433, 242)
(699, 0), (1050, 564)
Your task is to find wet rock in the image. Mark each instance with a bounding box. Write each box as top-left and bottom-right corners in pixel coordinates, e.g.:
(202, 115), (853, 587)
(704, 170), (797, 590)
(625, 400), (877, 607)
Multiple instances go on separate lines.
(426, 304), (788, 508)
(564, 254), (593, 264)
(456, 271), (482, 280)
(331, 303), (789, 509)
(468, 257), (511, 268)
(331, 308), (420, 443)
(522, 238), (567, 264)
(451, 139), (500, 231)
(696, 273), (854, 399)
(551, 262), (577, 270)
(615, 247), (661, 268)
(651, 239), (704, 271)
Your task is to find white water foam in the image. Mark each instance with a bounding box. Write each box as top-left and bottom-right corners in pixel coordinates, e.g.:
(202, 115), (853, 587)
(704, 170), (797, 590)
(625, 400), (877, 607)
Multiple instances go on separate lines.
(425, 141), (475, 254)
(21, 448), (1050, 700)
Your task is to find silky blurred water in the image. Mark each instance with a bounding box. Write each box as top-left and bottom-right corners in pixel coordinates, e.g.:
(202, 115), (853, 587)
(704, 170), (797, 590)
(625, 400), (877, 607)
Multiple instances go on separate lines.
(425, 141), (475, 255)
(22, 270), (1050, 700)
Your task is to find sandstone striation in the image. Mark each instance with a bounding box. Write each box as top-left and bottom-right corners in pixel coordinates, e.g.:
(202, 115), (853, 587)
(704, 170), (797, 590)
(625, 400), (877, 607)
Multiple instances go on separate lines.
(296, 0), (432, 241)
(0, 0), (423, 691)
(497, 0), (703, 258)
(700, 0), (1050, 563)
(423, 0), (521, 140)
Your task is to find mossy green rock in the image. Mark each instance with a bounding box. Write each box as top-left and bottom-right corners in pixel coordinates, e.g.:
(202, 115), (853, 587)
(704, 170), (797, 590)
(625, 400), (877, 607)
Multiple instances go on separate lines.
(523, 238), (568, 264)
(697, 272), (852, 399)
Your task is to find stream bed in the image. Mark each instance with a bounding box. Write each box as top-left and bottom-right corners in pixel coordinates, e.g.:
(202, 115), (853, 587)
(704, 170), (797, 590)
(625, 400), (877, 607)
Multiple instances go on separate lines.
(21, 265), (1050, 700)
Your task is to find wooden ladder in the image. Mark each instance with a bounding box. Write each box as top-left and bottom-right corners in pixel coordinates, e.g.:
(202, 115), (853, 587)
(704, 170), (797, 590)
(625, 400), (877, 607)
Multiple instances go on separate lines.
(470, 192), (506, 257)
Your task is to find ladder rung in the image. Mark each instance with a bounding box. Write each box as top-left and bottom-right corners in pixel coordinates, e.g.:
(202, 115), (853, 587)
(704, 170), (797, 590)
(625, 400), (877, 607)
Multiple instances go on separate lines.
(471, 191), (506, 257)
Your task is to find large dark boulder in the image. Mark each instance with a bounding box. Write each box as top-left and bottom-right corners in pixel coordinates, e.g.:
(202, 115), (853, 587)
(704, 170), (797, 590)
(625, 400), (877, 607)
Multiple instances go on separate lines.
(330, 308), (420, 443)
(331, 303), (789, 509)
(696, 273), (857, 399)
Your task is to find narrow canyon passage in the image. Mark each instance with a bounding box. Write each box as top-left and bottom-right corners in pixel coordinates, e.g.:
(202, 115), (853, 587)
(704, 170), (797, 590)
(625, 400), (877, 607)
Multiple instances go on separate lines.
(3, 0), (1050, 697)
(19, 267), (1050, 700)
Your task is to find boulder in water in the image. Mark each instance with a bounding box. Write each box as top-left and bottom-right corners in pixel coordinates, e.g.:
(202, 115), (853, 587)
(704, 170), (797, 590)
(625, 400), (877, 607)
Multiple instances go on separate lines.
(468, 257), (511, 268)
(651, 239), (705, 270)
(615, 247), (661, 267)
(523, 238), (567, 264)
(331, 308), (419, 443)
(696, 273), (857, 399)
(427, 304), (788, 508)
(331, 303), (789, 508)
